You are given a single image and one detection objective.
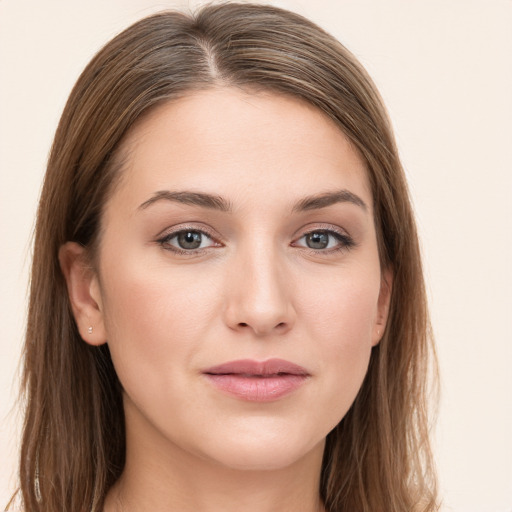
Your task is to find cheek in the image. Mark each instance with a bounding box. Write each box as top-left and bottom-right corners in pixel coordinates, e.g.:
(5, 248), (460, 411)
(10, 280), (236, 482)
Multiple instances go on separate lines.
(98, 255), (220, 389)
(301, 263), (380, 349)
(298, 267), (380, 423)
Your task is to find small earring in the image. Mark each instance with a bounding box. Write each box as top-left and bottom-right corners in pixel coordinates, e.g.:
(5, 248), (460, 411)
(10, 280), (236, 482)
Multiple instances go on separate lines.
(88, 326), (93, 334)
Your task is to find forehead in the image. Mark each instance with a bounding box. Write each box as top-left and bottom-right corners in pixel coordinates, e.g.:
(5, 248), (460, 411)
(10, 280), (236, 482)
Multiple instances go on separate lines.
(111, 87), (372, 214)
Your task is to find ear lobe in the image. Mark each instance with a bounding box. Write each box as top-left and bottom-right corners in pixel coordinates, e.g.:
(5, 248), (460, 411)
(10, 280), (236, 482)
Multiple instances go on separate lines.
(58, 242), (107, 346)
(372, 267), (393, 346)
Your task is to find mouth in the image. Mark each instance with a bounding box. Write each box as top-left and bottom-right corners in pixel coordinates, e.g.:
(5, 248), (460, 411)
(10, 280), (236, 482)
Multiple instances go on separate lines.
(203, 358), (310, 402)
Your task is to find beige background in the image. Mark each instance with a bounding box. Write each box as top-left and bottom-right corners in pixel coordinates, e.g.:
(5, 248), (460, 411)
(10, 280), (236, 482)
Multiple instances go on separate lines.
(1, 0), (511, 510)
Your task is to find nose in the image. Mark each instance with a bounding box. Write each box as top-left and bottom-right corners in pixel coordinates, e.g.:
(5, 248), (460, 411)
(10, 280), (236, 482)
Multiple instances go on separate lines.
(223, 244), (296, 337)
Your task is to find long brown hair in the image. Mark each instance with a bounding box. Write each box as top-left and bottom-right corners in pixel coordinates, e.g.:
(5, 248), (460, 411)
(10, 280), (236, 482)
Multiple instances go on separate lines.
(18, 3), (438, 511)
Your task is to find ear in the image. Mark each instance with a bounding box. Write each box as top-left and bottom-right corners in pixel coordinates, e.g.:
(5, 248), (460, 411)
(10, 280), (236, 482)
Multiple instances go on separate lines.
(59, 242), (107, 346)
(372, 267), (393, 346)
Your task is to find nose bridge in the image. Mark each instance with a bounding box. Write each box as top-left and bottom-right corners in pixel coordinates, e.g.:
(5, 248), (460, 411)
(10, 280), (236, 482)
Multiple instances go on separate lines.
(224, 235), (294, 336)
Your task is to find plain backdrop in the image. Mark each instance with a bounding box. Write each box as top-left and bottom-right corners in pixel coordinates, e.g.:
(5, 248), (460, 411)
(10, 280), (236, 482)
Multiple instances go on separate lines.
(1, 0), (511, 510)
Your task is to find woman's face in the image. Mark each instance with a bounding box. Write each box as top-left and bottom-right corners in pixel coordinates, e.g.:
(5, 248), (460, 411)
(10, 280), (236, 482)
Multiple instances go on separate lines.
(80, 88), (390, 471)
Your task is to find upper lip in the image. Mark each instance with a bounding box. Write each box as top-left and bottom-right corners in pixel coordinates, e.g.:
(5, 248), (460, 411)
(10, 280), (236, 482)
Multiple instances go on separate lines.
(203, 358), (309, 377)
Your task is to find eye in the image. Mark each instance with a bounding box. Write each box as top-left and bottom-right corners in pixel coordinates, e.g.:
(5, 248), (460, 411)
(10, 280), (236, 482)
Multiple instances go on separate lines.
(293, 229), (354, 252)
(157, 229), (219, 253)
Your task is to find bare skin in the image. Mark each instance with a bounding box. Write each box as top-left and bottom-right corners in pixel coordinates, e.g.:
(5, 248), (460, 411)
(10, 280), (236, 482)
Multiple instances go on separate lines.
(60, 88), (391, 512)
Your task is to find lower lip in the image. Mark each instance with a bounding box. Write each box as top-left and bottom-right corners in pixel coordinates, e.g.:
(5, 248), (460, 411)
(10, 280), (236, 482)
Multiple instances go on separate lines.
(204, 374), (308, 402)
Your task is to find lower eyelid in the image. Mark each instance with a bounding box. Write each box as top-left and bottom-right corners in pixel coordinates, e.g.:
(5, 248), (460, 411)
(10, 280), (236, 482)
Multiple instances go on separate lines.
(156, 226), (354, 254)
(156, 227), (223, 255)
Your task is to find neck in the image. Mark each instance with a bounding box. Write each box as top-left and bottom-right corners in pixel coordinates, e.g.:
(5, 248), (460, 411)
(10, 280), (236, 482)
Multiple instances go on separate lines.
(104, 401), (326, 512)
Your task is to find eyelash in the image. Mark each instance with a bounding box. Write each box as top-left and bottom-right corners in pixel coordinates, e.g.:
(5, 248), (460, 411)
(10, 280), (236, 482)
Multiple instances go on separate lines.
(156, 225), (355, 256)
(293, 227), (355, 254)
(156, 226), (221, 256)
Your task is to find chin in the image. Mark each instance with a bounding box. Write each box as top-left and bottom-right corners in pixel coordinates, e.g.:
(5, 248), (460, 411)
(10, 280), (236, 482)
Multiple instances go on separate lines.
(196, 427), (326, 472)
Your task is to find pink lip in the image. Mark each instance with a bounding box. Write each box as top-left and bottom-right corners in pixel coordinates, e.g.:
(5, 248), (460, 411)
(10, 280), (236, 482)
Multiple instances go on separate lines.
(203, 358), (310, 402)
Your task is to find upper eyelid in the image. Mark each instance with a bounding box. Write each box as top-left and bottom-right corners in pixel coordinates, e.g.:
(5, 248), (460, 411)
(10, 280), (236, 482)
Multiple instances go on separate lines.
(156, 223), (222, 242)
(292, 223), (351, 240)
(156, 228), (221, 255)
(291, 224), (356, 252)
(155, 222), (352, 244)
(292, 229), (352, 245)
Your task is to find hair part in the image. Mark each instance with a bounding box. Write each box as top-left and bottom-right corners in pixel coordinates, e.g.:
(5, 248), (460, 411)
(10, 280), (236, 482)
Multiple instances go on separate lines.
(18, 4), (438, 511)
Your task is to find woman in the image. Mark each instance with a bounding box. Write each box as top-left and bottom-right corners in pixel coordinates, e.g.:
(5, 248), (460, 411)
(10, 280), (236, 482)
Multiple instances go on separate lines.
(15, 3), (438, 511)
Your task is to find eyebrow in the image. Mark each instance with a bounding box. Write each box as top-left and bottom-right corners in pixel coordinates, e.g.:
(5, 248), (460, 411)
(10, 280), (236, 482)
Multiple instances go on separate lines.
(138, 188), (367, 214)
(138, 190), (232, 212)
(292, 189), (368, 213)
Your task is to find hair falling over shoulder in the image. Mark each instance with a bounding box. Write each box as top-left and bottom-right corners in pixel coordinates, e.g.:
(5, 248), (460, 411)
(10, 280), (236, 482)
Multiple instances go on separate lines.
(16, 3), (439, 511)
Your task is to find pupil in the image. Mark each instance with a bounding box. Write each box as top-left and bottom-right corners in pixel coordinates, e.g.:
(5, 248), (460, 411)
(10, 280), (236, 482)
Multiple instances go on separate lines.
(178, 231), (202, 249)
(306, 231), (329, 249)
